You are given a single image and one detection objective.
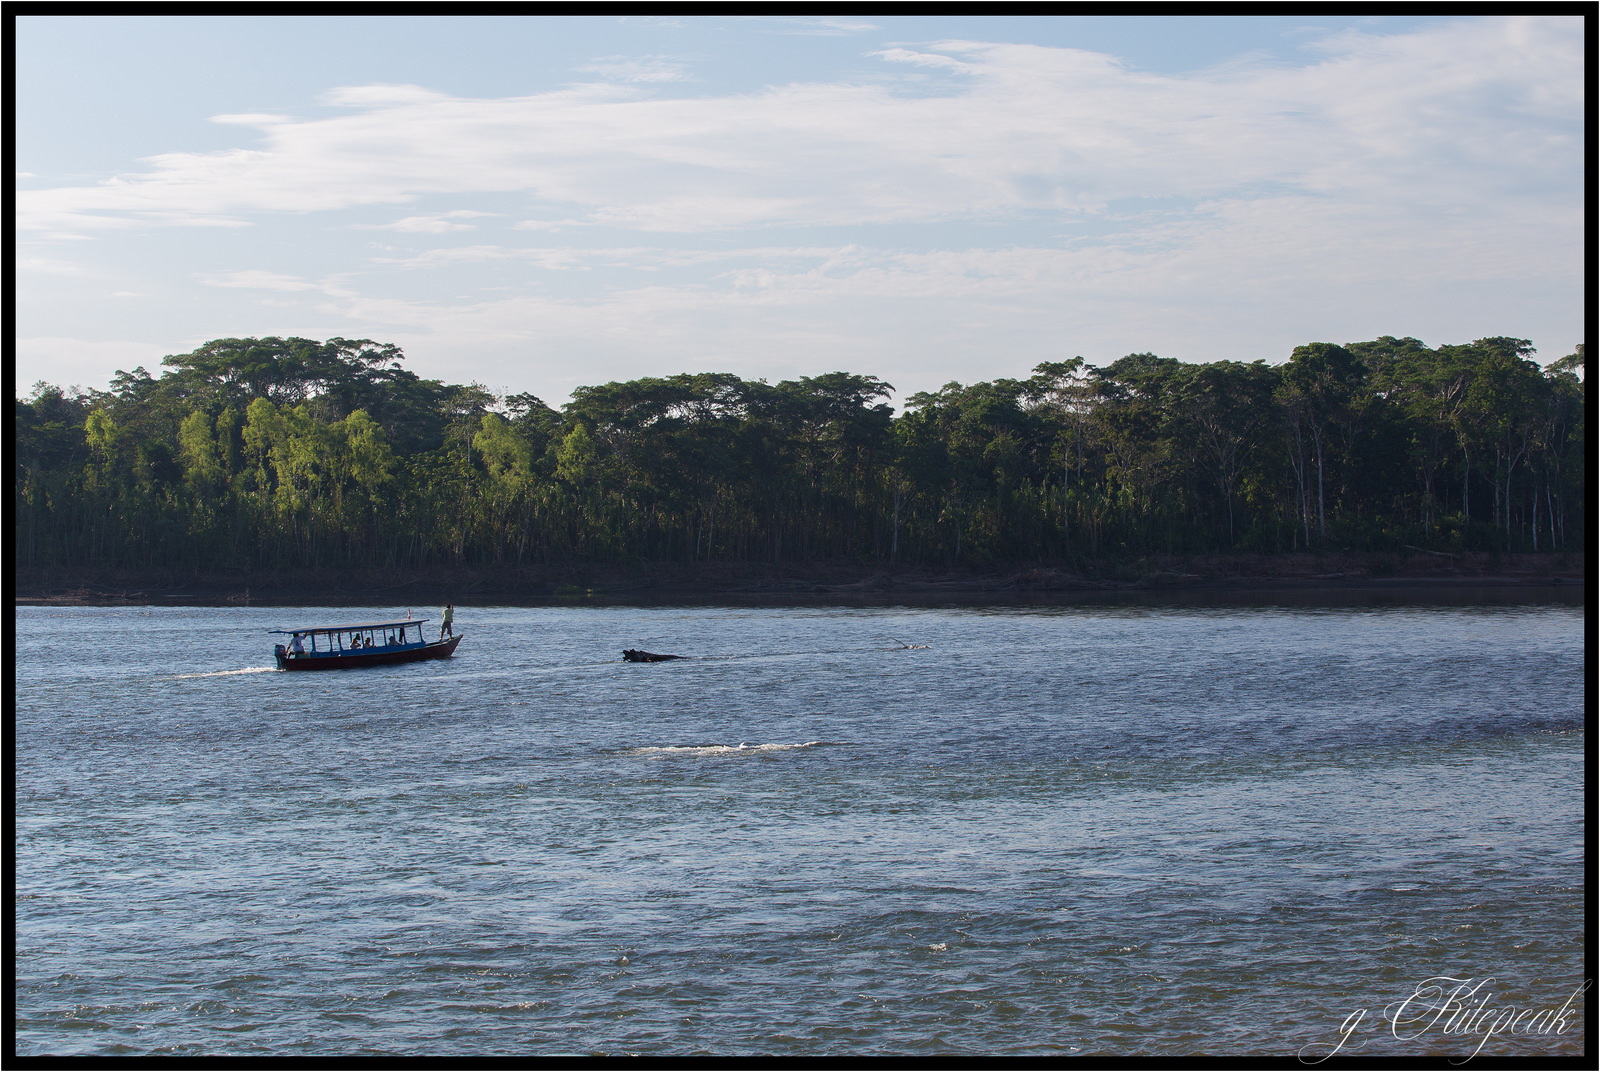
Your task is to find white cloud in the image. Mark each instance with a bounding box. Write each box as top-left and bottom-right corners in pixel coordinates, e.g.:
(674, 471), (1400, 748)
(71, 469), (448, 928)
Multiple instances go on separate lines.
(302, 181), (1577, 401)
(872, 48), (974, 72)
(370, 243), (845, 273)
(200, 269), (322, 291)
(13, 17), (1582, 402)
(18, 17), (1580, 237)
(17, 255), (91, 276)
(375, 210), (496, 233)
(737, 17), (881, 36)
(384, 217), (472, 234)
(319, 84), (451, 108)
(209, 113), (294, 126)
(576, 55), (695, 83)
(512, 218), (589, 231)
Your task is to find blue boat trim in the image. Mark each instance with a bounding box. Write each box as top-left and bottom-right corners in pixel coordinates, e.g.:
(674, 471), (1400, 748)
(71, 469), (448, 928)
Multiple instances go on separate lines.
(270, 618), (430, 634)
(272, 619), (462, 671)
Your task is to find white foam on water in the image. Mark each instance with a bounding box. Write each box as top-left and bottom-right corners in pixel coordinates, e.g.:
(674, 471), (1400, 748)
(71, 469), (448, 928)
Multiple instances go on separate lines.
(162, 667), (280, 680)
(625, 741), (825, 758)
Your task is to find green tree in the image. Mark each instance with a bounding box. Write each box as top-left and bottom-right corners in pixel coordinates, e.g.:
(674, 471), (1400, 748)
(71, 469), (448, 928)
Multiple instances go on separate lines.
(1280, 343), (1367, 542)
(1179, 360), (1279, 547)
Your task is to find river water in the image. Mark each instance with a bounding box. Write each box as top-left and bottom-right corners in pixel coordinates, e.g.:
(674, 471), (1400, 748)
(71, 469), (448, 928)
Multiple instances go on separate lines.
(13, 595), (1587, 1056)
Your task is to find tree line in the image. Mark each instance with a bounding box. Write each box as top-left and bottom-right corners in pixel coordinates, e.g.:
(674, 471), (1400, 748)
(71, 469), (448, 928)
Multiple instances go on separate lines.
(14, 334), (1585, 574)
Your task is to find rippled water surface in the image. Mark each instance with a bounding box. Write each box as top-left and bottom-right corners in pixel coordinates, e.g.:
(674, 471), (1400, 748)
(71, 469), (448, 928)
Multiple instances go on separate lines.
(14, 598), (1587, 1056)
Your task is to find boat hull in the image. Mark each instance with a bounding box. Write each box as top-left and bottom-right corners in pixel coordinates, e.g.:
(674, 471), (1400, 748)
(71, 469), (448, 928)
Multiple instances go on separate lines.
(275, 634), (462, 671)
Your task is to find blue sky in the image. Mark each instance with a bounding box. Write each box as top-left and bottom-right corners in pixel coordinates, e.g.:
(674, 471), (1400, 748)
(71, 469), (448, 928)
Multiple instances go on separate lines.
(15, 15), (1585, 406)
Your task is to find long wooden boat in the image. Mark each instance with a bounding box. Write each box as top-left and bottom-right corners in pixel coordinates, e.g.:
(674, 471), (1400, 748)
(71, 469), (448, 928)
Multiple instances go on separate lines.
(272, 618), (462, 671)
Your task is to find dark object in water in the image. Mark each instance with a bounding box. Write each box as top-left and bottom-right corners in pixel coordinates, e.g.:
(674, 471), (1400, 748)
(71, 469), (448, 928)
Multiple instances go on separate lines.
(623, 649), (684, 662)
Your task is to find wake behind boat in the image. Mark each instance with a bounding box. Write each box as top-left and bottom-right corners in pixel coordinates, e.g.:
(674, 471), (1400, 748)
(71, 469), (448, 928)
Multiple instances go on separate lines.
(272, 618), (461, 671)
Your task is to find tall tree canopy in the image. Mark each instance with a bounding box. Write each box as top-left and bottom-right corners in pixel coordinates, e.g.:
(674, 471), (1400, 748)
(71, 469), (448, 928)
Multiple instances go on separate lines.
(14, 335), (1585, 573)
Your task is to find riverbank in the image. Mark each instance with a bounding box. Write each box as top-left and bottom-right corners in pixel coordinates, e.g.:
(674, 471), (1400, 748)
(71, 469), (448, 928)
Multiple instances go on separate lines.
(13, 551), (1585, 606)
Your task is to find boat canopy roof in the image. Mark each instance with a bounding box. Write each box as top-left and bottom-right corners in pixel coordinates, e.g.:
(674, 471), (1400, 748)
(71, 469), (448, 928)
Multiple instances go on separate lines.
(270, 619), (429, 635)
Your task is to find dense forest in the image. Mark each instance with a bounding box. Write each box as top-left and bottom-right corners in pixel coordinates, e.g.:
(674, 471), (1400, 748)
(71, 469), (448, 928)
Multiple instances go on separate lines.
(13, 335), (1586, 575)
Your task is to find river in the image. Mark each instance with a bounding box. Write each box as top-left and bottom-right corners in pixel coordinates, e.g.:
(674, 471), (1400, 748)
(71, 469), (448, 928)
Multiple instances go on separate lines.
(14, 595), (1586, 1056)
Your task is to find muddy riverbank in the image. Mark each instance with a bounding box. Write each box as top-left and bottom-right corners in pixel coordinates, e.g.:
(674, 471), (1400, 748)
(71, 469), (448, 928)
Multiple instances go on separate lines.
(14, 551), (1584, 606)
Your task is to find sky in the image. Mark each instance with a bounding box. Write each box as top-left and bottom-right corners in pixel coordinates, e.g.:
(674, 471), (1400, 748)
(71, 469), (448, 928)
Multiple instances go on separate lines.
(14, 15), (1587, 408)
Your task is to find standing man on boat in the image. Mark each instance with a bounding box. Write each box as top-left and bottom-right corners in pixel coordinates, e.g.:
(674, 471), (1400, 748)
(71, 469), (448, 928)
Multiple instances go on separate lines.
(441, 604), (455, 640)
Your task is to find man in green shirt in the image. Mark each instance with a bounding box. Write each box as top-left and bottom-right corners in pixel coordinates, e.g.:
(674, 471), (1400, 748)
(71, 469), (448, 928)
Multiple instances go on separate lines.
(441, 603), (455, 639)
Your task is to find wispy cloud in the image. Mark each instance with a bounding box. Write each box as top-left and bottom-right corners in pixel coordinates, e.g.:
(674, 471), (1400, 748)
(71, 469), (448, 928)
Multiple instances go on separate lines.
(737, 17), (882, 36)
(18, 255), (92, 276)
(319, 84), (452, 108)
(209, 113), (294, 127)
(327, 182), (1576, 386)
(576, 54), (696, 83)
(199, 269), (322, 291)
(512, 218), (590, 231)
(17, 18), (1579, 240)
(372, 210), (496, 233)
(871, 47), (974, 72)
(369, 243), (848, 272)
(15, 17), (1582, 401)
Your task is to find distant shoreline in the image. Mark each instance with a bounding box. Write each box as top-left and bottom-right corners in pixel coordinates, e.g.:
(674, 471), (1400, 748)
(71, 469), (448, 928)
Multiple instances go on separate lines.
(13, 552), (1584, 606)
